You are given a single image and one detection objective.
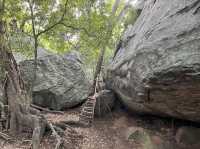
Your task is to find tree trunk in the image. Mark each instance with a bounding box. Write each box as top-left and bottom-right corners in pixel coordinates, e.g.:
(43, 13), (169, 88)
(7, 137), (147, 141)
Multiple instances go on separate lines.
(0, 18), (46, 149)
(29, 0), (38, 95)
(91, 47), (105, 94)
(91, 0), (131, 94)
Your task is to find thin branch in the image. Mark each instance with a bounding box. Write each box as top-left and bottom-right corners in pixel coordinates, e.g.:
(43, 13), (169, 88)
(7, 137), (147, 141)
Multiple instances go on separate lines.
(30, 104), (64, 115)
(36, 21), (60, 37)
(112, 0), (121, 16)
(36, 0), (95, 39)
(60, 22), (96, 38)
(36, 0), (68, 37)
(28, 0), (37, 41)
(91, 0), (131, 94)
(2, 0), (5, 12)
(20, 12), (43, 31)
(30, 0), (95, 40)
(0, 132), (12, 141)
(48, 122), (63, 149)
(116, 2), (131, 23)
(28, 0), (39, 94)
(0, 0), (5, 16)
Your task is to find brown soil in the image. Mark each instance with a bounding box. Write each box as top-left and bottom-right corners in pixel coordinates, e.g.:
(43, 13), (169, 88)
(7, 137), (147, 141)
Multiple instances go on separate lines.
(0, 108), (179, 149)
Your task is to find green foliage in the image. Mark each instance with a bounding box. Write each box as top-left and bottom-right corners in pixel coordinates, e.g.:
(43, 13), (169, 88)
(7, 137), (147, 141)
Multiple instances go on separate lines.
(9, 32), (34, 57)
(124, 8), (139, 28)
(5, 0), (138, 65)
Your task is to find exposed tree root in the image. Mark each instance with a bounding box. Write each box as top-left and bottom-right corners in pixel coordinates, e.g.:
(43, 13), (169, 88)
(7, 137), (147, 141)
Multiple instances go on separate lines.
(0, 19), (84, 148)
(56, 120), (84, 128)
(30, 104), (64, 115)
(54, 121), (83, 141)
(0, 131), (12, 141)
(0, 18), (74, 149)
(48, 122), (63, 149)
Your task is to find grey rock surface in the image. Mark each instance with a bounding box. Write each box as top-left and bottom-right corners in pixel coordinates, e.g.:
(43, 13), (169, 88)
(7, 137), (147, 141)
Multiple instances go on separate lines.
(175, 126), (200, 148)
(128, 128), (166, 149)
(133, 0), (146, 10)
(19, 50), (90, 110)
(106, 0), (200, 122)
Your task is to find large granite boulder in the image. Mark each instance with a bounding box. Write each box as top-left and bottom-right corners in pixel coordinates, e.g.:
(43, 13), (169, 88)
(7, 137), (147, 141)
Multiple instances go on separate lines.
(106, 0), (200, 122)
(19, 50), (90, 110)
(175, 126), (200, 148)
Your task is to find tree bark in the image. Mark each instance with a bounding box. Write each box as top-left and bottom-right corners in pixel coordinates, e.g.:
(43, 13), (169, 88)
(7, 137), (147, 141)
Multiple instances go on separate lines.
(91, 47), (105, 94)
(28, 0), (38, 95)
(0, 11), (46, 149)
(91, 0), (132, 94)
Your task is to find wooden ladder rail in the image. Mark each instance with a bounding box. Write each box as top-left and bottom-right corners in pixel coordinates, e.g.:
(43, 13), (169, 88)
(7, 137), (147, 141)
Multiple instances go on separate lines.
(79, 75), (99, 126)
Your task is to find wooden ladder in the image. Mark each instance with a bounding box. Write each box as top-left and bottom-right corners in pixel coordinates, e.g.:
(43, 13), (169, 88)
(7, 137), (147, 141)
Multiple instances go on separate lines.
(79, 75), (99, 127)
(79, 95), (97, 127)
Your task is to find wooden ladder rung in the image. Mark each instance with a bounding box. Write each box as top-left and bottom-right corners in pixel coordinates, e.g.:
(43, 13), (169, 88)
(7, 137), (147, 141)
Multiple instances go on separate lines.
(80, 114), (93, 119)
(79, 119), (90, 125)
(84, 106), (94, 109)
(81, 110), (93, 114)
(85, 103), (94, 106)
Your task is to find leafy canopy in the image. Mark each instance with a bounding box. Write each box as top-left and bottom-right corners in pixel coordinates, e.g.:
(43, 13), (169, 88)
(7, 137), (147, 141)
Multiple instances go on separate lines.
(5, 0), (138, 64)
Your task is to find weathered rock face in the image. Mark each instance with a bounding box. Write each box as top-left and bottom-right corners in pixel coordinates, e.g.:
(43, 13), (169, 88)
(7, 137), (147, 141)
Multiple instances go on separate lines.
(175, 126), (200, 148)
(106, 0), (200, 122)
(128, 127), (169, 149)
(19, 51), (90, 110)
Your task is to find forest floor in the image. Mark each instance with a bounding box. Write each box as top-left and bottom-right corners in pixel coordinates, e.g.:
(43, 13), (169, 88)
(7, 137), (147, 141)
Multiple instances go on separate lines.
(0, 107), (193, 149)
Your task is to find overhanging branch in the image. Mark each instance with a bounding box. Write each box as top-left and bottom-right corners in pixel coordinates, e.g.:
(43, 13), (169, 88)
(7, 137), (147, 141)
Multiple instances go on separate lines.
(36, 0), (69, 37)
(0, 0), (5, 15)
(60, 22), (96, 38)
(36, 0), (96, 39)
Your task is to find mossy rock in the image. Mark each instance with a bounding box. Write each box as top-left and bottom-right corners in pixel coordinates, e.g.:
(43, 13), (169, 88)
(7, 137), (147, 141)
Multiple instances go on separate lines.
(128, 129), (168, 149)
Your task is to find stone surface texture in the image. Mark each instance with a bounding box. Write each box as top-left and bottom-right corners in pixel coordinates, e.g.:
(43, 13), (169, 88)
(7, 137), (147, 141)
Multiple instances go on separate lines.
(19, 50), (90, 110)
(106, 0), (200, 122)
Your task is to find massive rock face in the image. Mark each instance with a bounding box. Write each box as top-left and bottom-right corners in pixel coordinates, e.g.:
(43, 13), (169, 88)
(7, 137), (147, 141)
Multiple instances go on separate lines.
(106, 0), (200, 122)
(19, 50), (90, 110)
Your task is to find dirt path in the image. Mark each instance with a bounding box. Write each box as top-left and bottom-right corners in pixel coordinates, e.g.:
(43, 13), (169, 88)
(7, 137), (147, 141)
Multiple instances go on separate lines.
(1, 108), (179, 149)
